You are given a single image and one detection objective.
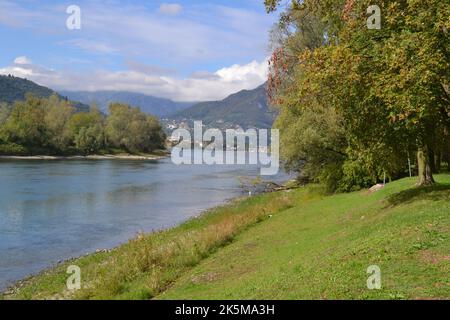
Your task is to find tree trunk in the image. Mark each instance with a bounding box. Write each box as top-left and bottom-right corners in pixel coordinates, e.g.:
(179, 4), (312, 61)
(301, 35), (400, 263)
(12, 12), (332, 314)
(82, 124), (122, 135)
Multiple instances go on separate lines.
(428, 148), (436, 173)
(448, 152), (450, 173)
(445, 147), (450, 172)
(417, 145), (435, 186)
(435, 150), (441, 173)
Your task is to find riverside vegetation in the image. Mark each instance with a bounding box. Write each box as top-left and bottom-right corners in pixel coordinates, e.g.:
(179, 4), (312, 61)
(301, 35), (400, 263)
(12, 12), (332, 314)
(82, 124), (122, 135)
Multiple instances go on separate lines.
(1, 174), (449, 300)
(0, 94), (166, 156)
(266, 0), (449, 191)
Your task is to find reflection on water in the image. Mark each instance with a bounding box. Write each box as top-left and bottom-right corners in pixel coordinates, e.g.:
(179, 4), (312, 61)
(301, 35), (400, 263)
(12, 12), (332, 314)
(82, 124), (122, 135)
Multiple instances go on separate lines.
(0, 158), (289, 290)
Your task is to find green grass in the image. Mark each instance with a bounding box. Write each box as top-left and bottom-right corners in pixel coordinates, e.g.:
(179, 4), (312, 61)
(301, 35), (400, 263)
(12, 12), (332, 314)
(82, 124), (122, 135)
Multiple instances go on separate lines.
(158, 175), (450, 300)
(2, 175), (449, 300)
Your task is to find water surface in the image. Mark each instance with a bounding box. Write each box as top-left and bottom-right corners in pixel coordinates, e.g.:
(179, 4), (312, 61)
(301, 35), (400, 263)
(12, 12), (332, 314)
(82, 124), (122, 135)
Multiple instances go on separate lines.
(0, 158), (288, 290)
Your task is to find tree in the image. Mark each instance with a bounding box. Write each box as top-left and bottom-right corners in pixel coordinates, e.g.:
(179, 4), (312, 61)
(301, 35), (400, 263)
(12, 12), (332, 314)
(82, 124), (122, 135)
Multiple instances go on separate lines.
(74, 124), (105, 155)
(0, 102), (11, 145)
(1, 94), (47, 148)
(267, 1), (363, 191)
(67, 107), (105, 154)
(275, 100), (349, 190)
(266, 0), (449, 188)
(338, 0), (449, 186)
(145, 115), (166, 151)
(0, 102), (10, 127)
(106, 103), (165, 153)
(44, 95), (75, 151)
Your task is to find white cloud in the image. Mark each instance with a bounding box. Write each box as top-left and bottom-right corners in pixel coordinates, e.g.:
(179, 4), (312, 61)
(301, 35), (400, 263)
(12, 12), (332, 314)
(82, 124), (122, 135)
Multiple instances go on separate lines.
(14, 56), (32, 65)
(0, 2), (273, 101)
(0, 57), (268, 102)
(0, 1), (274, 65)
(159, 3), (183, 16)
(216, 60), (268, 83)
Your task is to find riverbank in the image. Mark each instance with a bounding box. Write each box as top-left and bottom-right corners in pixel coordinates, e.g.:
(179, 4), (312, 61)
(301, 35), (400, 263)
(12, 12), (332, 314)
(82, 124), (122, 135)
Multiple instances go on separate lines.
(2, 174), (449, 300)
(0, 153), (168, 161)
(1, 190), (295, 299)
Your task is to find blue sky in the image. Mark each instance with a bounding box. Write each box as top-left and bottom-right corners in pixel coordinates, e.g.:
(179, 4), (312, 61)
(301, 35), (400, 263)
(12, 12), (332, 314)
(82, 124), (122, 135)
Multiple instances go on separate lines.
(0, 0), (278, 101)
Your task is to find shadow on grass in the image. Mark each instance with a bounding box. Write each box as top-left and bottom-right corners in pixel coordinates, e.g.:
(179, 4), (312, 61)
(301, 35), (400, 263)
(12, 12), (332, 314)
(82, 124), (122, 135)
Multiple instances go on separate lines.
(386, 183), (450, 207)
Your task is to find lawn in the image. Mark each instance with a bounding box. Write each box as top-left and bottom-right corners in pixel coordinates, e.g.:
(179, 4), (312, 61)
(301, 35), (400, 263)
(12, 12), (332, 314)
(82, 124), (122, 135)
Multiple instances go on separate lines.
(157, 175), (450, 300)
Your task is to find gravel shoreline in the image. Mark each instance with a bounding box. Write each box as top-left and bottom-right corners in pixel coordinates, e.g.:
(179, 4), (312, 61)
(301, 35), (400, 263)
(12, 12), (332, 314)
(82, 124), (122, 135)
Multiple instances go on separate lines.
(0, 154), (167, 160)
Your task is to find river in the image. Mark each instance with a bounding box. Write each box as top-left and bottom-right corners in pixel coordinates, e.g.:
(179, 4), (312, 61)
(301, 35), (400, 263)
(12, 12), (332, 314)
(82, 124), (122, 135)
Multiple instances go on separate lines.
(0, 157), (289, 290)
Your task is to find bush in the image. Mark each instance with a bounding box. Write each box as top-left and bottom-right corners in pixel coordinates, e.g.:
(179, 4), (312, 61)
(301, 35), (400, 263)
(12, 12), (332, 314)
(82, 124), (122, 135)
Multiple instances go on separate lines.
(338, 159), (376, 192)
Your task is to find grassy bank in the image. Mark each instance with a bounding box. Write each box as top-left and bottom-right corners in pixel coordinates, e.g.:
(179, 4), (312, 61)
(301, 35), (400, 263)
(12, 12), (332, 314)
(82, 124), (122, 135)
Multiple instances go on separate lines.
(2, 175), (449, 300)
(2, 192), (294, 300)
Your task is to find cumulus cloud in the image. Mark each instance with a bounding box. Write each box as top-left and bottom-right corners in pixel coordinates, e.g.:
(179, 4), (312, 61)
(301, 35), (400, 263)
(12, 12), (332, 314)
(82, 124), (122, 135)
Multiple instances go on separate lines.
(216, 60), (268, 83)
(159, 3), (183, 16)
(0, 57), (268, 102)
(1, 56), (57, 79)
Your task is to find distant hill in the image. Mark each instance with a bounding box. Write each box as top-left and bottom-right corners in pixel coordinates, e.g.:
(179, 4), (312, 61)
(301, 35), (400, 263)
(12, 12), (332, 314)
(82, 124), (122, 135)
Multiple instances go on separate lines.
(59, 91), (194, 117)
(168, 83), (276, 130)
(0, 75), (89, 112)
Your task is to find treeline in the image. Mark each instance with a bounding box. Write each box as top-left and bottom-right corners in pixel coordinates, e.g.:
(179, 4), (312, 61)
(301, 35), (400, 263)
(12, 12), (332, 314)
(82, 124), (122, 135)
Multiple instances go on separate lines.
(266, 0), (449, 192)
(0, 94), (166, 156)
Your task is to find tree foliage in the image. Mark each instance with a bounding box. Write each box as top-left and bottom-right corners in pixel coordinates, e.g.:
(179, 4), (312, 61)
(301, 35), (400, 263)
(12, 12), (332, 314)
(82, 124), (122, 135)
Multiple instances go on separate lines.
(267, 0), (449, 190)
(0, 95), (166, 156)
(106, 103), (166, 153)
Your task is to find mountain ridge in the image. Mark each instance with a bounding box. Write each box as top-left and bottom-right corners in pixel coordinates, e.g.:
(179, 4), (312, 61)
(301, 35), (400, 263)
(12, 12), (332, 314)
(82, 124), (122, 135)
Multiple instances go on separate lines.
(0, 75), (89, 112)
(167, 83), (276, 130)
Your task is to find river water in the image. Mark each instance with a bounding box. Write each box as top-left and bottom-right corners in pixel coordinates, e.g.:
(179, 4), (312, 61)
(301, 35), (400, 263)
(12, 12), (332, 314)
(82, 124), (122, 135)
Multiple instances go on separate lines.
(0, 157), (289, 290)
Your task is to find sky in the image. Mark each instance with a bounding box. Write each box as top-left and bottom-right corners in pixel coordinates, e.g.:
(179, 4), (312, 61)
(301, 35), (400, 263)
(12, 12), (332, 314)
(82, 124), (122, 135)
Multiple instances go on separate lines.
(0, 0), (278, 101)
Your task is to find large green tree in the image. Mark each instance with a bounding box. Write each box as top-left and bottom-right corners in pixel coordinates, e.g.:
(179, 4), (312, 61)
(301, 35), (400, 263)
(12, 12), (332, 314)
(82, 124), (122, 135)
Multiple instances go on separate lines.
(267, 0), (449, 188)
(66, 107), (105, 154)
(339, 0), (449, 186)
(106, 103), (165, 153)
(44, 95), (75, 151)
(1, 94), (47, 148)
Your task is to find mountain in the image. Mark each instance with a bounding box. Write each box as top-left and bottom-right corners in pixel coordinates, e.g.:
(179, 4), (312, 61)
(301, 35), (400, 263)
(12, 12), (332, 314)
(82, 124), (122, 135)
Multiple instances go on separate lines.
(59, 91), (194, 117)
(0, 75), (89, 112)
(168, 83), (276, 130)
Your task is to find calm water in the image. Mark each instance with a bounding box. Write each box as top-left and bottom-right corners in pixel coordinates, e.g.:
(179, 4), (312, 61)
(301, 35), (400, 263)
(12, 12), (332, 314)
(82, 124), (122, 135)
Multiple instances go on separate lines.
(0, 157), (289, 290)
